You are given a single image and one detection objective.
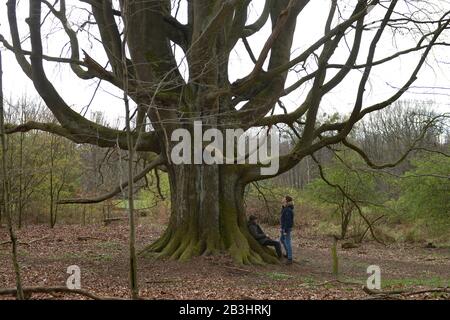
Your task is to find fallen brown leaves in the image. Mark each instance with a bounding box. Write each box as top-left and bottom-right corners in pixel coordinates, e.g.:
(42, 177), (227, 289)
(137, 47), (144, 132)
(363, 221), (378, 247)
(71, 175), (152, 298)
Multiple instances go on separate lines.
(0, 222), (449, 300)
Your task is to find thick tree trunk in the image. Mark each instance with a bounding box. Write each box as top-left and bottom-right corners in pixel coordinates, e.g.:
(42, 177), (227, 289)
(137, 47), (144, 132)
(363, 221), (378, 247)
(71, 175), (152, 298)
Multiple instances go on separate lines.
(143, 164), (279, 265)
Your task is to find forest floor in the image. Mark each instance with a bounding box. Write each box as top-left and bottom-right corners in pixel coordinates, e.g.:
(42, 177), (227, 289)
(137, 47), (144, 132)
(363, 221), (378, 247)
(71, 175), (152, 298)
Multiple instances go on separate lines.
(0, 221), (449, 300)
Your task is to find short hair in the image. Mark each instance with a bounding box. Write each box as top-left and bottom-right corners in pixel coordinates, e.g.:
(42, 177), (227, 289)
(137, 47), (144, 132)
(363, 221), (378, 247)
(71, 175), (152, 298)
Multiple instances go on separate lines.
(248, 215), (257, 221)
(285, 195), (293, 202)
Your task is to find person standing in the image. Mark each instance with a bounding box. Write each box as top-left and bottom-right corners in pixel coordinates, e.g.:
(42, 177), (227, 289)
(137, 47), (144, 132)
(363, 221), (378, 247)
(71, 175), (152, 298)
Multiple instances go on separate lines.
(280, 196), (294, 265)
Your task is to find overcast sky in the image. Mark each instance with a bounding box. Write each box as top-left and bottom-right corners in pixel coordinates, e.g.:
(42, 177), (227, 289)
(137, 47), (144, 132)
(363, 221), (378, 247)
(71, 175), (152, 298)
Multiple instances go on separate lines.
(1, 0), (449, 125)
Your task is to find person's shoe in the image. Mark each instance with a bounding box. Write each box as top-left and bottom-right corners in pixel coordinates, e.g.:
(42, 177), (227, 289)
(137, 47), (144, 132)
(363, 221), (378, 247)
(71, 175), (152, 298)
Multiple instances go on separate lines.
(286, 259), (293, 265)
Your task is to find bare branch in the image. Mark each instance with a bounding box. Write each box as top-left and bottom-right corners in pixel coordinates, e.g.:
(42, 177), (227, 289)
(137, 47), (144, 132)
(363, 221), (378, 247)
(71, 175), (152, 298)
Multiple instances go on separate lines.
(58, 155), (164, 204)
(4, 121), (161, 152)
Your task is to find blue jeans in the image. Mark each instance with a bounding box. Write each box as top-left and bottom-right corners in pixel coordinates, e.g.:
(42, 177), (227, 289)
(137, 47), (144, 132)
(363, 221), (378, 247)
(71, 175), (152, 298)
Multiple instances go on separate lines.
(280, 229), (292, 260)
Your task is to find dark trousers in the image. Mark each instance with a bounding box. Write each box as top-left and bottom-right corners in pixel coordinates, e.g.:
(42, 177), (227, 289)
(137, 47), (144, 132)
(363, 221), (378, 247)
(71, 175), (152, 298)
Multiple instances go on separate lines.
(262, 239), (282, 258)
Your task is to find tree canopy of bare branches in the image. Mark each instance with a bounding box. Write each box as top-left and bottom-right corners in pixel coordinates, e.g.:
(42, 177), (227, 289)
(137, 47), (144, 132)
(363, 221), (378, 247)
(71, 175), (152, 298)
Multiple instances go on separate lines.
(1, 0), (449, 264)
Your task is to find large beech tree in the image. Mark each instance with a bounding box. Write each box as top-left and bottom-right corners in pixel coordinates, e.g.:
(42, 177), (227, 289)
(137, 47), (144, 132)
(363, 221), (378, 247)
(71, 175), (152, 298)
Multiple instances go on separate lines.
(1, 0), (449, 264)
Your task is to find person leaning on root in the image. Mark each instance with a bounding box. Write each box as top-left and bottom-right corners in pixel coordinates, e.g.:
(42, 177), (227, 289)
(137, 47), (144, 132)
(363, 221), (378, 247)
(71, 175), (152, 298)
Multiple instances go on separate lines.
(280, 196), (294, 265)
(247, 215), (283, 258)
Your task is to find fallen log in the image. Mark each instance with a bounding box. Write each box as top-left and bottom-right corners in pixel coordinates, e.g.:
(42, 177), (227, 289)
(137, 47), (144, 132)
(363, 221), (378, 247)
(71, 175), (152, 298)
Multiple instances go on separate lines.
(0, 286), (124, 300)
(0, 235), (49, 246)
(103, 217), (126, 226)
(76, 236), (102, 241)
(363, 286), (450, 299)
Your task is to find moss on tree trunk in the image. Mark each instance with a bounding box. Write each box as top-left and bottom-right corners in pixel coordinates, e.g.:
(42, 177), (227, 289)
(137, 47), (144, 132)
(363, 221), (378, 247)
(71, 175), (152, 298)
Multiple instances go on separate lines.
(142, 164), (279, 264)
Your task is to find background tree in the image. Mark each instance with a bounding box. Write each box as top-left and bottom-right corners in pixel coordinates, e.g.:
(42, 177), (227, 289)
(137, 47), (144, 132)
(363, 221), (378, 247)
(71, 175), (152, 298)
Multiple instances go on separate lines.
(47, 132), (81, 228)
(0, 49), (24, 299)
(306, 152), (382, 240)
(395, 152), (450, 232)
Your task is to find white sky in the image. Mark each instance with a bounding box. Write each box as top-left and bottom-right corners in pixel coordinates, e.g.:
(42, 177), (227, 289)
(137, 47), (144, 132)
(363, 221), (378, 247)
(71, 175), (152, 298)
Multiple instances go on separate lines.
(0, 0), (449, 125)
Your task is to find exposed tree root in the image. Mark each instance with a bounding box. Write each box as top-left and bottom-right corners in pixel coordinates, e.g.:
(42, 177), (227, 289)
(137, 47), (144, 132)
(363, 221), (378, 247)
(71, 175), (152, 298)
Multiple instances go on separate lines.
(139, 226), (280, 265)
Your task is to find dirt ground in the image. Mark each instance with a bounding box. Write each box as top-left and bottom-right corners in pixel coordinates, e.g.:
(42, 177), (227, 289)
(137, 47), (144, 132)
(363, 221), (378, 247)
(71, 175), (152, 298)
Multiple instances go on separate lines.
(1, 221), (449, 300)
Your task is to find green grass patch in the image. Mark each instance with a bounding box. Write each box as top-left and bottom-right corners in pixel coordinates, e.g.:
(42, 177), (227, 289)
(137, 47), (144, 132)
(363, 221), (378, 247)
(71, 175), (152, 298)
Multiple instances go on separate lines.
(96, 241), (122, 251)
(17, 248), (31, 257)
(297, 276), (316, 285)
(93, 253), (114, 262)
(262, 272), (294, 281)
(49, 251), (86, 261)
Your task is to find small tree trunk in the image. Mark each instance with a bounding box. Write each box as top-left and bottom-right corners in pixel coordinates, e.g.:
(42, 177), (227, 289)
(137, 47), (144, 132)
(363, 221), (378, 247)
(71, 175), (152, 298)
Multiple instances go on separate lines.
(107, 201), (111, 220)
(0, 51), (25, 299)
(49, 135), (55, 228)
(82, 206), (86, 226)
(52, 178), (65, 228)
(18, 117), (23, 229)
(125, 104), (139, 299)
(122, 10), (139, 298)
(331, 236), (339, 277)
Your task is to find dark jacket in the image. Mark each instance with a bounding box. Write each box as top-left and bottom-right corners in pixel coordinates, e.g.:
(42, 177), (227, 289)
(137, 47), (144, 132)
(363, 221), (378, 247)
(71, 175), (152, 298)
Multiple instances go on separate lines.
(280, 205), (294, 231)
(247, 221), (269, 244)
